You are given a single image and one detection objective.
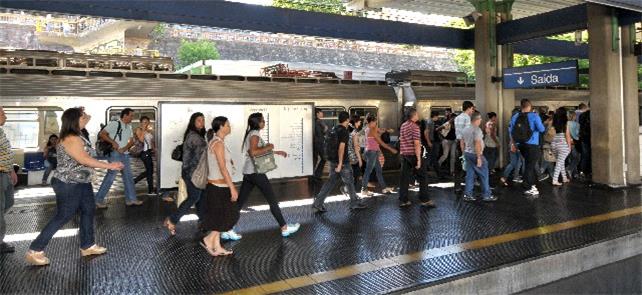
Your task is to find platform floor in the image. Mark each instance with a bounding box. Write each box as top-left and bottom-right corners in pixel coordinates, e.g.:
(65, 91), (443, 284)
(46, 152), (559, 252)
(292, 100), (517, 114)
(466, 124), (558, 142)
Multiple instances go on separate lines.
(1, 178), (641, 294)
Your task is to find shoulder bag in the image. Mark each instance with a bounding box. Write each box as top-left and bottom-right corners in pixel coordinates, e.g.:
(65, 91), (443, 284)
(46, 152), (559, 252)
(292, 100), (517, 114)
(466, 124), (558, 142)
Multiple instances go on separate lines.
(190, 150), (209, 190)
(251, 135), (277, 174)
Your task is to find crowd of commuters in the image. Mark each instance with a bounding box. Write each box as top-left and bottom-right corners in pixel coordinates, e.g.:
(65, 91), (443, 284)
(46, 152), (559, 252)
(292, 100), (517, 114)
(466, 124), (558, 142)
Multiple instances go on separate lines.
(0, 99), (594, 265)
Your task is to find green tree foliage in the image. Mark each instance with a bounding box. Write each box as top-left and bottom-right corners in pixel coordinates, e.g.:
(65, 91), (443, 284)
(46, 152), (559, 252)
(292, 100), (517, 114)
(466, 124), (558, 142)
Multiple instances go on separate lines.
(177, 39), (220, 69)
(272, 0), (349, 14)
(448, 20), (592, 87)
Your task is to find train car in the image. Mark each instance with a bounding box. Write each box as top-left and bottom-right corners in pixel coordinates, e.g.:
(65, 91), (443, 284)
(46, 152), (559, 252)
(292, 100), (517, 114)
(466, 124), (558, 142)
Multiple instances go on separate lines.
(1, 61), (639, 193)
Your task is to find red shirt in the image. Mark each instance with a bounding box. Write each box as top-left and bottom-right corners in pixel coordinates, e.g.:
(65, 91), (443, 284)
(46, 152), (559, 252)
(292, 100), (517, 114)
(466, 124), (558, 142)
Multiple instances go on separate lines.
(399, 120), (420, 156)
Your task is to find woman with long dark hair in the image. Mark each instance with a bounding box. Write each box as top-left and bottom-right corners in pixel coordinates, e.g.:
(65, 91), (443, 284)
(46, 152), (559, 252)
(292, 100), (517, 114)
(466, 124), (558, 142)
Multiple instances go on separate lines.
(551, 108), (572, 185)
(133, 116), (156, 195)
(222, 112), (299, 240)
(26, 107), (124, 266)
(164, 112), (207, 235)
(41, 134), (59, 185)
(200, 116), (239, 256)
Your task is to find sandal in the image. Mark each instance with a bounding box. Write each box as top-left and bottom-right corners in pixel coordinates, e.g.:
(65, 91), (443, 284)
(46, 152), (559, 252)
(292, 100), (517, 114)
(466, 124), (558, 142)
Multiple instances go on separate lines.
(211, 247), (233, 257)
(163, 218), (176, 236)
(200, 239), (233, 257)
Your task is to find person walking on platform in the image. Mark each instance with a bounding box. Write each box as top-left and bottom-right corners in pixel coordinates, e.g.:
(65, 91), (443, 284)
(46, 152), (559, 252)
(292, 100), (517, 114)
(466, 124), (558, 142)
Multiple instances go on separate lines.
(133, 116), (156, 195)
(361, 114), (398, 196)
(26, 107), (124, 266)
(398, 108), (434, 208)
(454, 101), (475, 194)
(95, 108), (141, 208)
(578, 108), (591, 180)
(462, 112), (496, 202)
(41, 134), (59, 185)
(342, 115), (363, 194)
(500, 110), (524, 186)
(424, 111), (441, 178)
(551, 108), (572, 186)
(0, 107), (17, 254)
(199, 116), (239, 257)
(313, 111), (367, 212)
(509, 99), (546, 196)
(313, 108), (327, 179)
(567, 112), (581, 179)
(483, 112), (499, 174)
(223, 112), (300, 240)
(437, 114), (456, 176)
(164, 112), (207, 236)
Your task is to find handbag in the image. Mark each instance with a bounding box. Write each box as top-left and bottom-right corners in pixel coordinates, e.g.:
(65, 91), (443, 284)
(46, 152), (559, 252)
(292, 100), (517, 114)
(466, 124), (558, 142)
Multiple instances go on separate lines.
(543, 144), (556, 162)
(252, 151), (277, 174)
(171, 144), (183, 161)
(190, 150), (209, 190)
(177, 178), (188, 207)
(250, 135), (277, 174)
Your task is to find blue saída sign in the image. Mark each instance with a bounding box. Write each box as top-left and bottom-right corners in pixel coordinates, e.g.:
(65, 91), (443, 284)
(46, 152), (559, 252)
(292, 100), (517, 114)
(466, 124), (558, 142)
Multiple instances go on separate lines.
(503, 60), (578, 89)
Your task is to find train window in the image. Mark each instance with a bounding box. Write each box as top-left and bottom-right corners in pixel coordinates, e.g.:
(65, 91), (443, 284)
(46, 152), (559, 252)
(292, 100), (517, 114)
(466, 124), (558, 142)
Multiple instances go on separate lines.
(3, 109), (39, 149)
(106, 107), (157, 130)
(349, 107), (378, 119)
(430, 106), (452, 119)
(317, 107), (346, 129)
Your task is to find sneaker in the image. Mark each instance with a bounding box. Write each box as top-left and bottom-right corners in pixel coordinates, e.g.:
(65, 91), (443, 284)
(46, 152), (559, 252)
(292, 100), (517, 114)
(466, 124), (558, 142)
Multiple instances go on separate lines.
(360, 189), (373, 197)
(350, 203), (368, 210)
(482, 195), (498, 202)
(80, 244), (107, 257)
(25, 250), (50, 266)
(281, 223), (300, 237)
(420, 200), (436, 208)
(312, 205), (327, 214)
(126, 200), (143, 206)
(221, 230), (242, 241)
(0, 242), (15, 253)
(381, 187), (394, 194)
(463, 194), (476, 202)
(146, 192), (156, 196)
(96, 202), (108, 209)
(525, 186), (540, 196)
(399, 201), (412, 207)
(513, 177), (524, 183)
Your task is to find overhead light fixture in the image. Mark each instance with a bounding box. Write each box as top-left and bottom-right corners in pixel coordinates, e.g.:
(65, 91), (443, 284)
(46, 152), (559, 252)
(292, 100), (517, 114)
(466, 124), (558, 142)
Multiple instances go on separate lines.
(462, 11), (482, 26)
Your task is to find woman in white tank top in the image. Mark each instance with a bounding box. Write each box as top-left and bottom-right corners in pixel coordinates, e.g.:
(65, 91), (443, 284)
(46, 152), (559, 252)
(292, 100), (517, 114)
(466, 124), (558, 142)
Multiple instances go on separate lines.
(199, 116), (239, 257)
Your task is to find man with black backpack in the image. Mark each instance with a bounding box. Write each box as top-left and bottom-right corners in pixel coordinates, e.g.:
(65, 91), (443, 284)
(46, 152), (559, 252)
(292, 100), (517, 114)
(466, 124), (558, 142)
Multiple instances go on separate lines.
(95, 108), (142, 208)
(509, 99), (546, 196)
(312, 111), (367, 212)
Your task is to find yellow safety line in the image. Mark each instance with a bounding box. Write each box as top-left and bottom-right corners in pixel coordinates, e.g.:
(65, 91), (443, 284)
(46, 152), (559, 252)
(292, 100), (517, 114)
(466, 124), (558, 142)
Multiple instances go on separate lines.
(222, 206), (642, 295)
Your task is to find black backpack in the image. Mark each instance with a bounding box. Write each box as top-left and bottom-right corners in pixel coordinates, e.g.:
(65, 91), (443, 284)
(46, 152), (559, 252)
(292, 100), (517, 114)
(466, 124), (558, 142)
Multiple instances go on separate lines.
(511, 113), (532, 144)
(96, 121), (122, 157)
(324, 126), (340, 160)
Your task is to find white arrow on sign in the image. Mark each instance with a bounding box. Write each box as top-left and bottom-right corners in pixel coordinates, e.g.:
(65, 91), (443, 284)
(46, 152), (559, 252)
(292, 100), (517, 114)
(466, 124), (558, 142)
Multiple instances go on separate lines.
(517, 77), (525, 85)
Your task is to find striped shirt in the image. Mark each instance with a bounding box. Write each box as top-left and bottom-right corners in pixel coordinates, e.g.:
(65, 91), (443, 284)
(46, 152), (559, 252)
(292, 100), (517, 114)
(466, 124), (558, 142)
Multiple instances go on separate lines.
(399, 120), (420, 156)
(0, 128), (14, 172)
(454, 112), (471, 140)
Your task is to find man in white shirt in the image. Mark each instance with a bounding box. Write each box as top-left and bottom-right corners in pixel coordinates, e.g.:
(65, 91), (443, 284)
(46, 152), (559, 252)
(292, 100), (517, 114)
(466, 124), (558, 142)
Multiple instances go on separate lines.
(453, 101), (475, 194)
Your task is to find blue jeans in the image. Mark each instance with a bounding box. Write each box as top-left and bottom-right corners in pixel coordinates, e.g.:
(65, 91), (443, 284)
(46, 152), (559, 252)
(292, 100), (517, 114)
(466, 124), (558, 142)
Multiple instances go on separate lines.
(362, 150), (386, 189)
(483, 147), (498, 172)
(0, 173), (14, 243)
(95, 152), (136, 203)
(567, 145), (581, 177)
(503, 150), (523, 180)
(314, 161), (362, 207)
(464, 153), (490, 198)
(169, 176), (204, 225)
(30, 178), (95, 251)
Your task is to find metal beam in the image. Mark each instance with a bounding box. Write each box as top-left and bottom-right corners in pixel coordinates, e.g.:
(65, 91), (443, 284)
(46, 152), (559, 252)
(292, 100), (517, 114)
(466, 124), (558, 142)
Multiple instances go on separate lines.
(0, 0), (472, 49)
(497, 4), (588, 45)
(514, 38), (642, 63)
(618, 9), (642, 26)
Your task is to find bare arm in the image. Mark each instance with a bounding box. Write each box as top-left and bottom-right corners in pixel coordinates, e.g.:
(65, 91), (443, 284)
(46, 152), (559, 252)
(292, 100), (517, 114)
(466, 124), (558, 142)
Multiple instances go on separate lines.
(248, 135), (273, 157)
(413, 138), (421, 168)
(63, 136), (122, 170)
(490, 123), (499, 145)
(337, 142), (345, 168)
(99, 129), (118, 148)
(43, 146), (49, 158)
(566, 125), (573, 147)
(423, 129), (432, 147)
(475, 138), (483, 167)
(371, 129), (396, 153)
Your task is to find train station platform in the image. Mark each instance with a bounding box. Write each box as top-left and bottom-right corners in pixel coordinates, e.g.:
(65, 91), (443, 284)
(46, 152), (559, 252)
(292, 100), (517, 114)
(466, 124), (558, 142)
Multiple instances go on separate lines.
(1, 179), (641, 294)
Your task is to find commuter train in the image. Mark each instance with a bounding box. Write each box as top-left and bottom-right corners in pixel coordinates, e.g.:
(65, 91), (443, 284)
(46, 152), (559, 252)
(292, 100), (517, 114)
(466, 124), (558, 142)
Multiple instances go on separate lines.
(1, 51), (636, 192)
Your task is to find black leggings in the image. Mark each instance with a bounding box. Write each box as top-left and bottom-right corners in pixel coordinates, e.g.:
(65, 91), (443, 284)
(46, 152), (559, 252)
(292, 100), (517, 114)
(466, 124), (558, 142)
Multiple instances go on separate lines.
(134, 150), (154, 193)
(238, 173), (286, 227)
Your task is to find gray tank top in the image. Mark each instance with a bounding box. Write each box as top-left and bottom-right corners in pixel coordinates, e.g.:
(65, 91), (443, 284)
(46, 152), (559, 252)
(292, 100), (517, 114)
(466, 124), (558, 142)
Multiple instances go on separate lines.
(54, 136), (94, 184)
